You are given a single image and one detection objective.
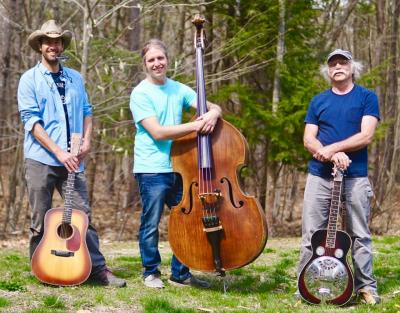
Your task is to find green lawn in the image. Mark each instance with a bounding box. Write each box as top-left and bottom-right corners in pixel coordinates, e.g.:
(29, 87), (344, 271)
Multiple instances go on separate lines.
(0, 237), (399, 312)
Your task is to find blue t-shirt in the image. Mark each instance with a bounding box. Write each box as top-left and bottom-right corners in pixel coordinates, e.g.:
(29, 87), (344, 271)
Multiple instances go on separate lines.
(51, 70), (71, 148)
(129, 78), (196, 173)
(305, 84), (380, 178)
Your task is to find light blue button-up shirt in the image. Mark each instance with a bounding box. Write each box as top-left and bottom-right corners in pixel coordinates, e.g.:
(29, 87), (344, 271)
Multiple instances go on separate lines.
(18, 62), (92, 170)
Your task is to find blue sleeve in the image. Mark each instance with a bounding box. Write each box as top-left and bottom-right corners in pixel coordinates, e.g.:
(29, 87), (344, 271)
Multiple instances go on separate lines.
(130, 90), (156, 123)
(73, 71), (92, 117)
(17, 73), (43, 131)
(82, 90), (92, 117)
(304, 97), (318, 125)
(182, 84), (196, 110)
(363, 91), (380, 120)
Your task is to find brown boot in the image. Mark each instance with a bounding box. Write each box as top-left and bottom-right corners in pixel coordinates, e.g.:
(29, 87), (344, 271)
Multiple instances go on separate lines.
(358, 288), (381, 305)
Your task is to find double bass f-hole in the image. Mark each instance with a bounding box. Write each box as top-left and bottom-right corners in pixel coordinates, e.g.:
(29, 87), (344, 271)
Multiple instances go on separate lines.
(220, 177), (244, 208)
(182, 179), (244, 214)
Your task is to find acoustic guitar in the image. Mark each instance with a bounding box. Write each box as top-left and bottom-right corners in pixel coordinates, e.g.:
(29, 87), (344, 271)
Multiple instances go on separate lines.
(31, 133), (92, 286)
(298, 165), (354, 305)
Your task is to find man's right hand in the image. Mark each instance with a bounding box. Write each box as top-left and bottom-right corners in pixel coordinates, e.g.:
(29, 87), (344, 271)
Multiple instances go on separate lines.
(55, 150), (80, 173)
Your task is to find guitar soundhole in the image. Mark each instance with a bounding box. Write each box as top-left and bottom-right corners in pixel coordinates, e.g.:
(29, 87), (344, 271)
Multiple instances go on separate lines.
(57, 223), (73, 239)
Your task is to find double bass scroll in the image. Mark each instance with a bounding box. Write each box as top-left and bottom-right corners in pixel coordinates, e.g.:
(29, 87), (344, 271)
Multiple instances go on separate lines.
(168, 15), (268, 276)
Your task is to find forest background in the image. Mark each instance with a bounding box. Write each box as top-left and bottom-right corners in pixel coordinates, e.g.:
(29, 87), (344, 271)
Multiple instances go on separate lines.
(0, 0), (399, 242)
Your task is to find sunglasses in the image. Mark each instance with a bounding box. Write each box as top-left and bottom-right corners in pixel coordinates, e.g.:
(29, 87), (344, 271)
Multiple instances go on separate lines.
(328, 59), (350, 67)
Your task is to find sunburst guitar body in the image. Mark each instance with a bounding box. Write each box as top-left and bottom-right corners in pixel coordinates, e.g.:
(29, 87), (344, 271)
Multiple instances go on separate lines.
(31, 134), (91, 286)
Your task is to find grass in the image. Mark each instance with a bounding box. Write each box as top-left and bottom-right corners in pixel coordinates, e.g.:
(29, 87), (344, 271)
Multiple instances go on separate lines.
(0, 237), (399, 312)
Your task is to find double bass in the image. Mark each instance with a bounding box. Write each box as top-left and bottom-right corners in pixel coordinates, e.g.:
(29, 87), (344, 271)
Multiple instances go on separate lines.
(169, 15), (268, 276)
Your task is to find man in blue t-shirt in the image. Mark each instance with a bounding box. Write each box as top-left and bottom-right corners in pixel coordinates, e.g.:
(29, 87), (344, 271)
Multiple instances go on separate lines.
(130, 39), (221, 289)
(297, 49), (380, 304)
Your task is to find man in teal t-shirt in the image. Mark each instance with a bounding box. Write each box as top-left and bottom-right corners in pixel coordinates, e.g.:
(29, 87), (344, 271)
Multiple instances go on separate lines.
(131, 78), (196, 173)
(129, 39), (221, 289)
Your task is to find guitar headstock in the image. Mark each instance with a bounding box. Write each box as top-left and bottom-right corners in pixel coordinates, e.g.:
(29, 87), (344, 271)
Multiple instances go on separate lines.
(70, 133), (82, 156)
(192, 14), (206, 49)
(332, 165), (344, 182)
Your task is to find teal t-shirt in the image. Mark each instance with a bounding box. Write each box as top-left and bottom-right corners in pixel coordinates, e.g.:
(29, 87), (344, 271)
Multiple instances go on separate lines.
(130, 78), (196, 173)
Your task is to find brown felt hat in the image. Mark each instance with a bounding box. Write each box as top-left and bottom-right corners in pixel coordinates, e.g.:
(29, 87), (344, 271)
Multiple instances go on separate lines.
(28, 20), (72, 53)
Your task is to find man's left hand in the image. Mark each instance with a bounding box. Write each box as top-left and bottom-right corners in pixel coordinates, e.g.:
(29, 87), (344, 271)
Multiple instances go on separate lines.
(77, 139), (91, 163)
(331, 152), (351, 170)
(196, 109), (220, 134)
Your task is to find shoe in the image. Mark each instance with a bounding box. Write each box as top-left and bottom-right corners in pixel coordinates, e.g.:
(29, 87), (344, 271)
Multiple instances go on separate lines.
(358, 288), (381, 305)
(144, 274), (164, 288)
(91, 268), (127, 287)
(168, 275), (210, 288)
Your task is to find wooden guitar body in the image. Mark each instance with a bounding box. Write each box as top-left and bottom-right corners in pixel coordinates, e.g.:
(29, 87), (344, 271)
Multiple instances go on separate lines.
(298, 228), (354, 305)
(31, 207), (92, 286)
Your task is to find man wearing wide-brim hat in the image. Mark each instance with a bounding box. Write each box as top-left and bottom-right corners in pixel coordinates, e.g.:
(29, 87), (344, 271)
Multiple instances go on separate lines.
(18, 20), (126, 288)
(28, 19), (72, 53)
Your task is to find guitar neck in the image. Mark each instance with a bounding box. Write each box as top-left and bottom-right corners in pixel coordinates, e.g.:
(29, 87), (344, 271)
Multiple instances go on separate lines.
(62, 172), (76, 224)
(62, 133), (82, 224)
(326, 179), (343, 248)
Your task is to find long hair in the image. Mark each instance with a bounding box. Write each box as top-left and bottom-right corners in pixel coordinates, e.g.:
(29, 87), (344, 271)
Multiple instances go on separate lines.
(140, 39), (168, 63)
(320, 60), (364, 82)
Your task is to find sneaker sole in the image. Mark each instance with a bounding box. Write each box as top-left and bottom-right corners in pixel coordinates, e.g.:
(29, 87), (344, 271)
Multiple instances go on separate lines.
(168, 279), (190, 287)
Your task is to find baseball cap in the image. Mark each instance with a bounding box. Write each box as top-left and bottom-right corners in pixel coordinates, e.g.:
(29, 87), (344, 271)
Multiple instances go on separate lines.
(327, 49), (352, 63)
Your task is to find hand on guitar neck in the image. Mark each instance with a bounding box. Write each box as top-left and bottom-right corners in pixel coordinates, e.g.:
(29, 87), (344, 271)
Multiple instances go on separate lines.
(54, 134), (83, 173)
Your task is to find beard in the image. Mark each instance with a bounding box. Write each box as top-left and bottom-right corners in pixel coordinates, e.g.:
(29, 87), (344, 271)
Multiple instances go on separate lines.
(41, 49), (62, 65)
(43, 55), (59, 65)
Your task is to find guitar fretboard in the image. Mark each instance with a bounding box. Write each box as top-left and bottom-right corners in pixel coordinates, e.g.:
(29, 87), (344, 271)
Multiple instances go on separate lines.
(326, 172), (343, 248)
(62, 172), (76, 224)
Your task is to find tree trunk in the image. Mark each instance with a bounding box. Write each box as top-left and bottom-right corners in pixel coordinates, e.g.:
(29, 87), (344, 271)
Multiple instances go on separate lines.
(386, 1), (400, 192)
(128, 0), (141, 52)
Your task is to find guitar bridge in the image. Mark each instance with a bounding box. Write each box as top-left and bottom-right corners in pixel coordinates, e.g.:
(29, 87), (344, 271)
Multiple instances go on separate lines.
(51, 250), (75, 257)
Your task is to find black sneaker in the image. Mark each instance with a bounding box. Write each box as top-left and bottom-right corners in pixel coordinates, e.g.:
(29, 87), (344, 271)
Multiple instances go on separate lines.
(91, 268), (126, 287)
(168, 275), (210, 288)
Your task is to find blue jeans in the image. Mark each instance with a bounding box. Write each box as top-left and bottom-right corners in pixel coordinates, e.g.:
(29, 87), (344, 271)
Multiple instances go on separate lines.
(298, 174), (378, 293)
(135, 172), (190, 280)
(24, 158), (106, 274)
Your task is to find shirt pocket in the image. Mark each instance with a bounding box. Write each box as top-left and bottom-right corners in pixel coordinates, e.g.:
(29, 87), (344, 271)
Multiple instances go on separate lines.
(346, 106), (363, 124)
(36, 92), (47, 113)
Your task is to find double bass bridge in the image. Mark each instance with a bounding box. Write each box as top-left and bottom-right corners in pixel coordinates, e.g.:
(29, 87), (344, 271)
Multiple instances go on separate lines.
(199, 190), (222, 211)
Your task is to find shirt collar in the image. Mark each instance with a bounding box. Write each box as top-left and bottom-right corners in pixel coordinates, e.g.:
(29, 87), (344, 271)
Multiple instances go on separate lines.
(37, 62), (63, 75)
(37, 62), (71, 82)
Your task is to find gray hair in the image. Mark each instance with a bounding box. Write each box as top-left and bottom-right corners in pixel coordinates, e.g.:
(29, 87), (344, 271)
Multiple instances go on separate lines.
(320, 60), (364, 82)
